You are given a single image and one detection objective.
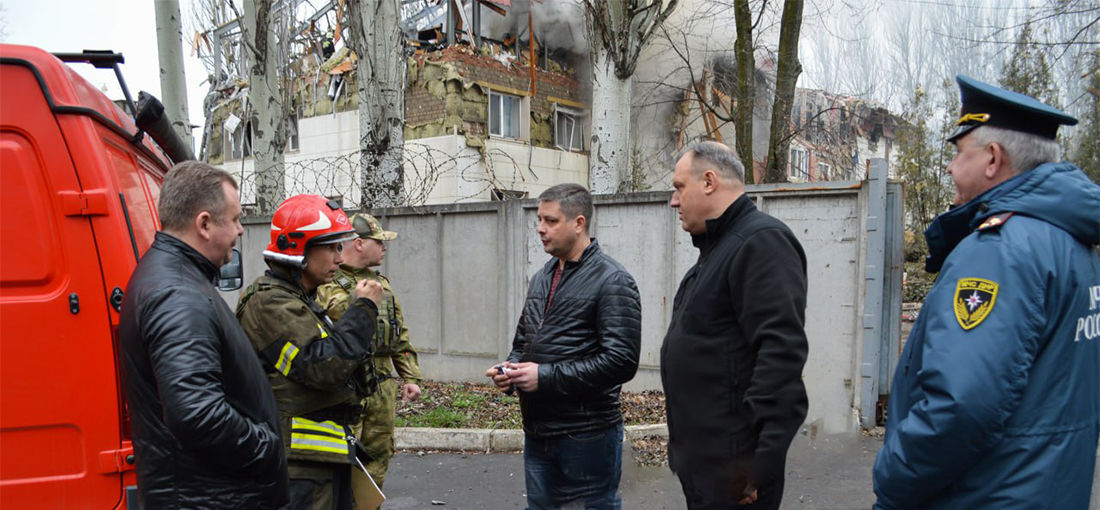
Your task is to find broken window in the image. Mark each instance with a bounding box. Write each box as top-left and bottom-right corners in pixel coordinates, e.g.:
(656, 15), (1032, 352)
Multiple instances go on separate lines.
(788, 147), (808, 181)
(817, 162), (832, 181)
(489, 91), (521, 139)
(285, 114), (299, 152)
(554, 107), (583, 152)
(226, 120), (253, 160)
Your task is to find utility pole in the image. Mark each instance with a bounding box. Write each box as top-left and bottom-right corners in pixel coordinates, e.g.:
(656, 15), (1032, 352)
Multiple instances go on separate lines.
(154, 0), (194, 152)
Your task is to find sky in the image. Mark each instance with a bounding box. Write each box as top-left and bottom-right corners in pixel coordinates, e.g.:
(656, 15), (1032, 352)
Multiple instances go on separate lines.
(1, 0), (209, 151)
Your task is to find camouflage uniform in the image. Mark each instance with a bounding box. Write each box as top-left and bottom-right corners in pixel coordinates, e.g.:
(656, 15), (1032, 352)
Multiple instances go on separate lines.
(317, 215), (422, 490)
(238, 267), (379, 510)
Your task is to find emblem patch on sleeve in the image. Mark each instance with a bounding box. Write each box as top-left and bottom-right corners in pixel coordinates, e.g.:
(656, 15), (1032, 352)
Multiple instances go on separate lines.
(954, 278), (998, 330)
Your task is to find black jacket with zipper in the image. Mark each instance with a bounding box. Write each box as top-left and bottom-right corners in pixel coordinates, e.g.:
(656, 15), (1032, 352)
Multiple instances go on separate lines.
(661, 194), (809, 491)
(119, 232), (289, 508)
(508, 240), (642, 438)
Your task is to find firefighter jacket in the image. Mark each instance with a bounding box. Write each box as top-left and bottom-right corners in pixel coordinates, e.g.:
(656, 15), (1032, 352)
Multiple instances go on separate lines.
(237, 267), (379, 465)
(119, 232), (288, 508)
(318, 265), (423, 385)
(873, 162), (1100, 509)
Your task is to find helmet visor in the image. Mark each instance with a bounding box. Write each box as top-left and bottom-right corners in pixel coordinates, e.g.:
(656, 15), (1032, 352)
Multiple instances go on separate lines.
(310, 229), (358, 246)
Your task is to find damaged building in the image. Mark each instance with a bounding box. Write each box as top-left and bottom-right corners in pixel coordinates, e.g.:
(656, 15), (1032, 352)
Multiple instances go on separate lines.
(667, 56), (900, 184)
(199, 0), (591, 208)
(785, 88), (899, 182)
(196, 0), (900, 208)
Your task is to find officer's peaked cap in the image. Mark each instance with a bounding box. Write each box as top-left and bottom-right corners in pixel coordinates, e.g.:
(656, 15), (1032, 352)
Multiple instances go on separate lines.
(947, 74), (1077, 143)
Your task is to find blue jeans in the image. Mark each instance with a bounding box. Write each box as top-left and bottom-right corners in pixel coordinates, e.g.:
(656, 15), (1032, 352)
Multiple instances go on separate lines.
(523, 424), (623, 510)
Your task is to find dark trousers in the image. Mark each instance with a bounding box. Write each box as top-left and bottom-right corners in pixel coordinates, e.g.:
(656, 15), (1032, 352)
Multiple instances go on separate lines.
(523, 424), (624, 510)
(283, 461), (354, 510)
(677, 468), (784, 510)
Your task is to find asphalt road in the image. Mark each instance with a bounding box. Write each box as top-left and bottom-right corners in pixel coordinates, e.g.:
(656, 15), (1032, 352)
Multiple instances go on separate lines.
(382, 432), (1100, 509)
(381, 432), (880, 510)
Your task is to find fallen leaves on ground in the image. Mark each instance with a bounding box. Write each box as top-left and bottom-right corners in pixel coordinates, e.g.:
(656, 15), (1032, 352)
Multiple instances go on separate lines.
(396, 381), (671, 465)
(630, 435), (669, 467)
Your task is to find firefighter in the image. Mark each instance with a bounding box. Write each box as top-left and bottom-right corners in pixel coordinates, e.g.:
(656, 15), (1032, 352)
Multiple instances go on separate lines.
(237, 194), (383, 510)
(317, 213), (423, 492)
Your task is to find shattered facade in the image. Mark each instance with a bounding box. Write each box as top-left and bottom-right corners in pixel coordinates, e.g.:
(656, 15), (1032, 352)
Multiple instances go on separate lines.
(785, 88), (899, 182)
(200, 0), (591, 208)
(669, 63), (900, 183)
(198, 0), (899, 207)
(406, 44), (584, 149)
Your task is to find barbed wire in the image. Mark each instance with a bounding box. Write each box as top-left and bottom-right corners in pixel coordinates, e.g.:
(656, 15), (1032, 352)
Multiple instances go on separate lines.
(232, 140), (533, 213)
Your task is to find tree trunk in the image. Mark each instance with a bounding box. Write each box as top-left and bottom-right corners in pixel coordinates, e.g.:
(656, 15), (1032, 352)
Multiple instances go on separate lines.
(584, 0), (678, 193)
(243, 0), (286, 214)
(589, 45), (633, 194)
(346, 0), (405, 208)
(732, 0), (754, 182)
(763, 0), (804, 183)
(154, 0), (193, 152)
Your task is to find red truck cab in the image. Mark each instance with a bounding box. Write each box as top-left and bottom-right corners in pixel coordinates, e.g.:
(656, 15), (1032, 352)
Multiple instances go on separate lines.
(0, 44), (180, 509)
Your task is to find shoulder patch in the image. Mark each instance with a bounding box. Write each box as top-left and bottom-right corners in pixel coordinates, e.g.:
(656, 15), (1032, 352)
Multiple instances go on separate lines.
(334, 273), (355, 293)
(977, 212), (1013, 231)
(954, 278), (999, 330)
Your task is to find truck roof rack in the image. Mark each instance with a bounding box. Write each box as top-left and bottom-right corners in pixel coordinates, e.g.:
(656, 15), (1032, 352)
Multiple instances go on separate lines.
(52, 50), (136, 117)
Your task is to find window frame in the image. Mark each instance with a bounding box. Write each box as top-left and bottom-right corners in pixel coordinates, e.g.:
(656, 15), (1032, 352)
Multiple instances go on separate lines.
(225, 119), (253, 161)
(488, 91), (522, 139)
(553, 105), (584, 152)
(285, 114), (300, 152)
(788, 146), (808, 180)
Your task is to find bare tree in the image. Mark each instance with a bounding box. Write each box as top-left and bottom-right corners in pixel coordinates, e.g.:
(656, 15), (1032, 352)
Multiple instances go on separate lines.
(762, 0), (803, 183)
(241, 0), (289, 214)
(1075, 51), (1100, 183)
(345, 0), (406, 208)
(584, 0), (679, 193)
(732, 0), (755, 176)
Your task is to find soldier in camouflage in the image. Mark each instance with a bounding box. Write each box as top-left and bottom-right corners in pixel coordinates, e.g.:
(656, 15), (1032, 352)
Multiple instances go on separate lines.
(318, 213), (423, 492)
(237, 195), (384, 510)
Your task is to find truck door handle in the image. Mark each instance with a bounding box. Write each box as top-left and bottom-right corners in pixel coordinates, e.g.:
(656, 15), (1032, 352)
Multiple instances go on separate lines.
(110, 287), (124, 313)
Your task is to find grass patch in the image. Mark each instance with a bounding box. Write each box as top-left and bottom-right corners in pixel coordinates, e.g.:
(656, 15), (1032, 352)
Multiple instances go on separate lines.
(393, 381), (664, 429)
(396, 406), (467, 428)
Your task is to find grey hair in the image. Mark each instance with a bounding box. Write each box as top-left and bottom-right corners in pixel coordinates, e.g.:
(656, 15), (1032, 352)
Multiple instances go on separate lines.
(158, 161), (238, 232)
(677, 140), (745, 183)
(966, 125), (1061, 174)
(538, 183), (593, 229)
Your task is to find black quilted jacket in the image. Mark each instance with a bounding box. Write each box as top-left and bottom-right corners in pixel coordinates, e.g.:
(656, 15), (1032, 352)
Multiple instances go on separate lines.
(119, 232), (288, 508)
(507, 240), (642, 438)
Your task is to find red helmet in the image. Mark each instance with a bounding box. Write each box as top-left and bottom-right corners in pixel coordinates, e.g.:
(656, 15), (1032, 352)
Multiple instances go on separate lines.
(263, 195), (357, 267)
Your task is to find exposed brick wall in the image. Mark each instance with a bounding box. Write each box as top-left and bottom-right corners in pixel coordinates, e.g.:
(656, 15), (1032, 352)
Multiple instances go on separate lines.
(405, 46), (584, 147)
(447, 59), (582, 117)
(406, 82), (446, 126)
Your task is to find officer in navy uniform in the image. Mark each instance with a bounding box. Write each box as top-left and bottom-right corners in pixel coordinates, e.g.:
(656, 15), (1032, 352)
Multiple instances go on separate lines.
(872, 75), (1100, 509)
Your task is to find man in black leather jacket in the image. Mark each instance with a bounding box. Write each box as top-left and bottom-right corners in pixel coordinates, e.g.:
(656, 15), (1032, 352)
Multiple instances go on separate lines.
(662, 141), (808, 510)
(486, 183), (641, 510)
(119, 162), (288, 508)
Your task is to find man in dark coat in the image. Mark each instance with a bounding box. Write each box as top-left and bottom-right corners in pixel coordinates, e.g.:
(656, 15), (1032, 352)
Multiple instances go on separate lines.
(119, 161), (288, 508)
(662, 141), (809, 510)
(486, 183), (642, 510)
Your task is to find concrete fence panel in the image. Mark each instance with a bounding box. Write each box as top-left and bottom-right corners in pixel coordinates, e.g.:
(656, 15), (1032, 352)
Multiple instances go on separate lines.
(224, 171), (901, 434)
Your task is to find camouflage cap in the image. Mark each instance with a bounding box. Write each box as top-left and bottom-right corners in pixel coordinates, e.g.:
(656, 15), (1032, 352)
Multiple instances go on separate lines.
(350, 213), (397, 241)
